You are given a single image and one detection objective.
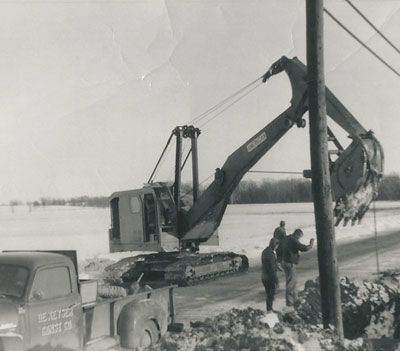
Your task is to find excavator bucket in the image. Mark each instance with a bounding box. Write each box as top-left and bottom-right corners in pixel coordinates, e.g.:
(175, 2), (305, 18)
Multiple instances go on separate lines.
(263, 56), (385, 228)
(331, 135), (384, 226)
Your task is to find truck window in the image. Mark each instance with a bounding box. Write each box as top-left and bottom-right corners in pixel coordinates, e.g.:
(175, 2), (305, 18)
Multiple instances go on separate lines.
(0, 264), (28, 298)
(30, 266), (72, 300)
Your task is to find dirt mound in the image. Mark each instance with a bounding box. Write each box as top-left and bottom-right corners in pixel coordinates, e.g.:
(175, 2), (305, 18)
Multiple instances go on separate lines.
(296, 277), (400, 339)
(153, 276), (400, 351)
(153, 307), (367, 351)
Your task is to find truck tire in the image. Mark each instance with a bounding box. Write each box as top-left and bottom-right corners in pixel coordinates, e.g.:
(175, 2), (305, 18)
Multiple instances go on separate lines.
(117, 299), (166, 350)
(138, 320), (160, 348)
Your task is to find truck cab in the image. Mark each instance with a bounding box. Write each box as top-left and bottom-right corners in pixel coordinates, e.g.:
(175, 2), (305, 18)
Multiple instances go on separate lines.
(0, 251), (175, 351)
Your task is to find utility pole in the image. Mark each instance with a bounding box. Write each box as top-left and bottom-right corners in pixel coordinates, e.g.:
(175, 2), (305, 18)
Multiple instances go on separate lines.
(306, 0), (344, 340)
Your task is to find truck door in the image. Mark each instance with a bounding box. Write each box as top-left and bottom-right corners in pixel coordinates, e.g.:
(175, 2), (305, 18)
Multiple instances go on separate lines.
(26, 265), (83, 350)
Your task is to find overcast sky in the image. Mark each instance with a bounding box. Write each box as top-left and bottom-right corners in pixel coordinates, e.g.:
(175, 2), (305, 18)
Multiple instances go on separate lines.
(0, 0), (399, 203)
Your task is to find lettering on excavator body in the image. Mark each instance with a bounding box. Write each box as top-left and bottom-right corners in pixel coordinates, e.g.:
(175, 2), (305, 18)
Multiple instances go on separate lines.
(247, 132), (267, 153)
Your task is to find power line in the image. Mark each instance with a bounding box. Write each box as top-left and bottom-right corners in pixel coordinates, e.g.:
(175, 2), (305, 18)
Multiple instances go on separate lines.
(344, 0), (400, 56)
(324, 8), (400, 78)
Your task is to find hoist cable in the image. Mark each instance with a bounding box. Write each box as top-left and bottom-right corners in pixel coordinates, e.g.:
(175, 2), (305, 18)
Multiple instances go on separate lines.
(198, 82), (263, 129)
(248, 170), (304, 175)
(190, 76), (264, 126)
(158, 75), (265, 182)
(344, 0), (400, 56)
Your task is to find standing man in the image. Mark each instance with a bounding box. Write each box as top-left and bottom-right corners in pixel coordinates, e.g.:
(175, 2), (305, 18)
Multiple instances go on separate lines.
(274, 220), (286, 264)
(261, 237), (280, 313)
(281, 229), (314, 307)
(273, 220), (286, 241)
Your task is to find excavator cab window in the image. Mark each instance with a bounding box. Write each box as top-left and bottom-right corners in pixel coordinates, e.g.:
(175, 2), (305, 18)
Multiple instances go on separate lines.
(143, 194), (157, 242)
(153, 187), (176, 232)
(110, 197), (120, 241)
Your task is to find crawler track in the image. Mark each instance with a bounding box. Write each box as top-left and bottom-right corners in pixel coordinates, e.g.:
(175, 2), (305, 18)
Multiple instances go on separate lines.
(181, 268), (249, 287)
(106, 251), (249, 287)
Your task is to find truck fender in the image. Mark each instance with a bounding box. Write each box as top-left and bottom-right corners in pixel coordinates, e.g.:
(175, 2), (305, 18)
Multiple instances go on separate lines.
(117, 299), (167, 349)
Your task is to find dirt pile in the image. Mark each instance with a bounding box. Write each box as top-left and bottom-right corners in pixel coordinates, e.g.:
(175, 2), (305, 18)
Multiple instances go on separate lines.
(154, 307), (367, 351)
(154, 275), (400, 351)
(296, 277), (400, 339)
(80, 256), (144, 284)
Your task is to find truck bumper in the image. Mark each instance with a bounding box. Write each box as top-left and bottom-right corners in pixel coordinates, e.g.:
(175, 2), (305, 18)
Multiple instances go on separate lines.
(0, 336), (23, 351)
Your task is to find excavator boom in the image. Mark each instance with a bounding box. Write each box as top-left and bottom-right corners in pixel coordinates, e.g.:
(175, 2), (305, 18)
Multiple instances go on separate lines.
(181, 56), (383, 243)
(107, 56), (383, 286)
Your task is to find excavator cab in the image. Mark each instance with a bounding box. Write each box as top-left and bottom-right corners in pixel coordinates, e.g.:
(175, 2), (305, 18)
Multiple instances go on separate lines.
(109, 184), (180, 253)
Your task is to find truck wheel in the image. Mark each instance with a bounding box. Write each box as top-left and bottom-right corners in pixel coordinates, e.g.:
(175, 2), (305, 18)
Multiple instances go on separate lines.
(138, 320), (160, 348)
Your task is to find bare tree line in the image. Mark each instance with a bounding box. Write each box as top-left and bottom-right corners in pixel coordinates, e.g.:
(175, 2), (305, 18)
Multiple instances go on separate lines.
(231, 173), (400, 204)
(6, 173), (400, 208)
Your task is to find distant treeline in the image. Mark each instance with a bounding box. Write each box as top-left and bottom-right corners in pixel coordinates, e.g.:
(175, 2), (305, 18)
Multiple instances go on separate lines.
(9, 173), (400, 208)
(231, 178), (312, 204)
(377, 174), (400, 200)
(24, 196), (109, 208)
(230, 173), (400, 204)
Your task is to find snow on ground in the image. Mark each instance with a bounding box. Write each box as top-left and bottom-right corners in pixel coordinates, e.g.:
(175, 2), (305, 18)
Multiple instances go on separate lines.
(0, 201), (399, 269)
(202, 201), (400, 266)
(0, 205), (111, 260)
(3, 202), (400, 348)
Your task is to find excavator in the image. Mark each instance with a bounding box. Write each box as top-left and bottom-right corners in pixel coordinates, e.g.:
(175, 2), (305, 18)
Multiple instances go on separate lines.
(106, 56), (384, 287)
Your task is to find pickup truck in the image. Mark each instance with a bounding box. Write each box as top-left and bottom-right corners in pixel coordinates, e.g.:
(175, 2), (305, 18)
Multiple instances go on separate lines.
(0, 251), (175, 351)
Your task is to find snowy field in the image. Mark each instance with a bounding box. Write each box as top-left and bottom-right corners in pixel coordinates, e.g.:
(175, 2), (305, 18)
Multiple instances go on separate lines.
(202, 201), (400, 265)
(0, 202), (399, 267)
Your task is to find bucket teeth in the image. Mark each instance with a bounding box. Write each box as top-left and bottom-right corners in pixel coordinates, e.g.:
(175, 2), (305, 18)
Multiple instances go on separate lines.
(334, 178), (378, 226)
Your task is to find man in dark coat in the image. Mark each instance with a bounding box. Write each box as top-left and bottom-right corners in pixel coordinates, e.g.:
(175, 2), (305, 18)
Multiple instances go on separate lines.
(273, 220), (286, 241)
(274, 220), (286, 264)
(261, 237), (280, 313)
(281, 229), (314, 307)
